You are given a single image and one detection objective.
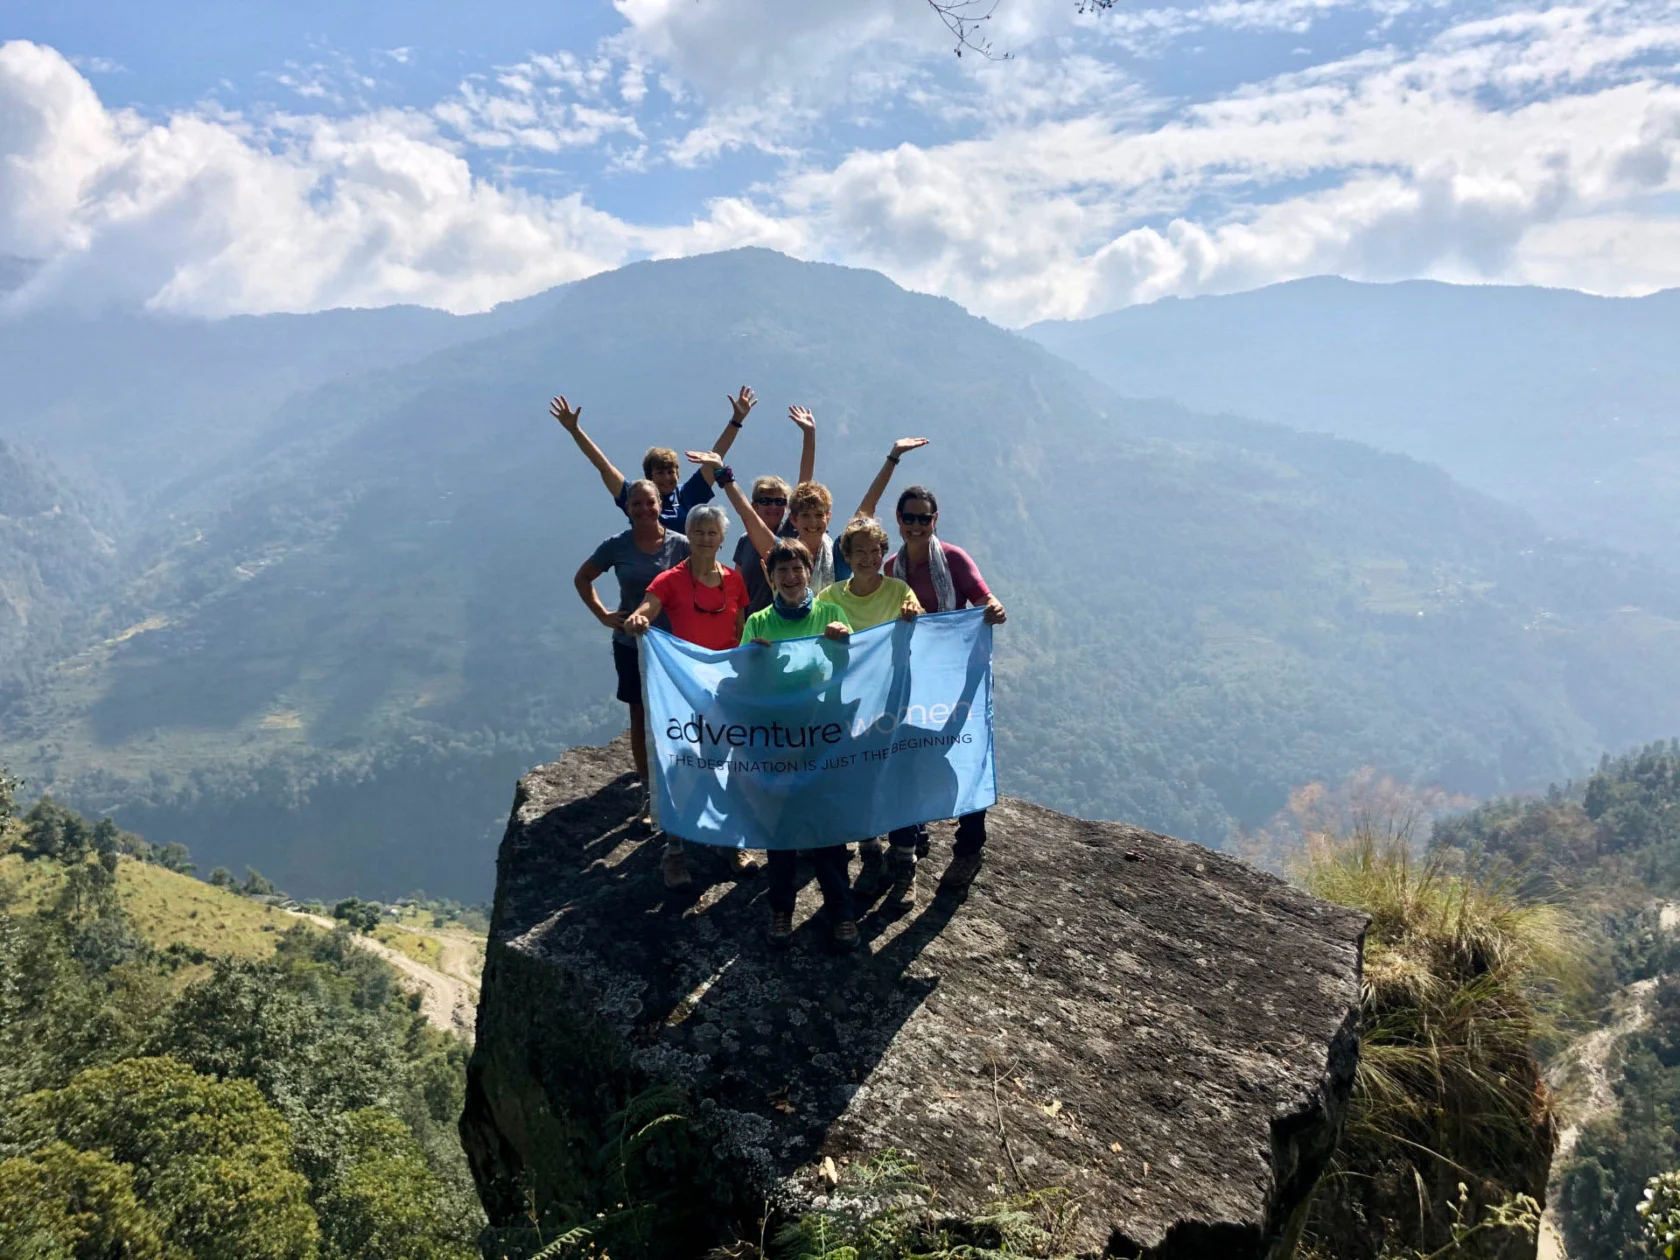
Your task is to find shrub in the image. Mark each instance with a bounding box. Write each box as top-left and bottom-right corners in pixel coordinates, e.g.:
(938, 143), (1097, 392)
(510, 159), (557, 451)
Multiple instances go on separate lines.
(1296, 823), (1576, 1259)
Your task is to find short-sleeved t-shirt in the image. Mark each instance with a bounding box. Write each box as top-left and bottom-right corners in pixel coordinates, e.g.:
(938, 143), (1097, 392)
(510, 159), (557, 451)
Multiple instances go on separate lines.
(647, 562), (750, 651)
(588, 528), (690, 646)
(740, 598), (852, 645)
(818, 577), (917, 631)
(884, 541), (991, 613)
(614, 469), (714, 533)
(733, 534), (774, 615)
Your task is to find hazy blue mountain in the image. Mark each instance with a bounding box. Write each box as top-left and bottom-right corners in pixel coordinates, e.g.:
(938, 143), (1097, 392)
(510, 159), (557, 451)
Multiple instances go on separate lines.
(0, 288), (570, 513)
(6, 249), (1680, 898)
(1027, 278), (1680, 564)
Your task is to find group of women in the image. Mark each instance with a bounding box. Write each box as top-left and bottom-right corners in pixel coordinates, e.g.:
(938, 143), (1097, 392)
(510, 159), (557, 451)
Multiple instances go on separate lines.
(556, 386), (1007, 952)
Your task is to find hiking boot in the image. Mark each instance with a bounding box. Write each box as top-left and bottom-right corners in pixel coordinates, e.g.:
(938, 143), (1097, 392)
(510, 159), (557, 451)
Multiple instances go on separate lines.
(915, 826), (930, 860)
(729, 848), (760, 877)
(856, 841), (887, 890)
(885, 852), (917, 910)
(768, 909), (794, 948)
(661, 843), (691, 889)
(937, 850), (984, 894)
(831, 919), (860, 952)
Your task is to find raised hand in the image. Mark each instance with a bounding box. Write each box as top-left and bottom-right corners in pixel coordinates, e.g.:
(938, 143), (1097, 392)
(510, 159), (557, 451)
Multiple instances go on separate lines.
(890, 437), (930, 458)
(550, 395), (582, 432)
(686, 449), (724, 471)
(729, 386), (757, 425)
(789, 405), (816, 433)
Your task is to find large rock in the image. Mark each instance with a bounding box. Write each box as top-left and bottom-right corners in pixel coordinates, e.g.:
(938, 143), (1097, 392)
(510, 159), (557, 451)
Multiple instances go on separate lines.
(460, 738), (1368, 1258)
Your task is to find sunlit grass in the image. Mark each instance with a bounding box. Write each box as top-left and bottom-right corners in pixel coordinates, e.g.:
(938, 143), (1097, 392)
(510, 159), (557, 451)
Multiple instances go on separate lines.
(1295, 819), (1583, 1254)
(0, 851), (315, 969)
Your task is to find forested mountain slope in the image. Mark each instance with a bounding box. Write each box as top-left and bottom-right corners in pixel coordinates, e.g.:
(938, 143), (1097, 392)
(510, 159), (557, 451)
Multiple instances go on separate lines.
(1027, 279), (1680, 565)
(6, 249), (1680, 898)
(0, 439), (120, 700)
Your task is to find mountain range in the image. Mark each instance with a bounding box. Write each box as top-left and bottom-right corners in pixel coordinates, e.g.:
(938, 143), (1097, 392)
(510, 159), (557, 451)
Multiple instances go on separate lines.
(4, 249), (1679, 898)
(1029, 278), (1680, 565)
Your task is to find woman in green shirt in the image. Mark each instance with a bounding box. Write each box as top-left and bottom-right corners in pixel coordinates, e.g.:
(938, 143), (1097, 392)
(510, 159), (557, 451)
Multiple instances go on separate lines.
(816, 516), (923, 904)
(741, 539), (860, 952)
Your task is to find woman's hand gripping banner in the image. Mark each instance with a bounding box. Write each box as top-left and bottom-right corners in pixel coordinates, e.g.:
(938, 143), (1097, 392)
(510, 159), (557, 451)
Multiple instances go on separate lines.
(638, 608), (996, 850)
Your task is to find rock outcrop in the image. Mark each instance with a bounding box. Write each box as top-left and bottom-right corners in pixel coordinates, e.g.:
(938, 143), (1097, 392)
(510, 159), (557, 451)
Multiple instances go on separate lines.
(460, 738), (1368, 1258)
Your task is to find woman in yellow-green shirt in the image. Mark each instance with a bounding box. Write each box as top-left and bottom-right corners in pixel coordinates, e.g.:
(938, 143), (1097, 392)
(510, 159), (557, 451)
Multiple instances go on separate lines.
(819, 516), (923, 631)
(817, 516), (924, 908)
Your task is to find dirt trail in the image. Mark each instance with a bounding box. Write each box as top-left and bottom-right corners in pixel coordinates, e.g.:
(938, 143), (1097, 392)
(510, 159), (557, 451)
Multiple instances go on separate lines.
(1538, 899), (1677, 1259)
(289, 912), (481, 1040)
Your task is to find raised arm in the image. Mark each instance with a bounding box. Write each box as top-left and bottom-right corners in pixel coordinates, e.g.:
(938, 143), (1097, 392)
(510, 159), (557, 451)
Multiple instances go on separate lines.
(573, 559), (625, 630)
(790, 406), (817, 485)
(710, 386), (756, 461)
(855, 437), (930, 520)
(687, 451), (777, 558)
(551, 396), (627, 498)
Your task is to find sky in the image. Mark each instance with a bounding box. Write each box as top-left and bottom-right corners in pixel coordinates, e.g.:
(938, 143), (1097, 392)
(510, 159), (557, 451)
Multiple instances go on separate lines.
(3, 0), (1679, 325)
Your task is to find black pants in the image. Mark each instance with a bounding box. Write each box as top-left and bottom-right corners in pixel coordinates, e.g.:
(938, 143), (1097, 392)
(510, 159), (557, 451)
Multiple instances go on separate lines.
(888, 809), (988, 858)
(767, 846), (855, 921)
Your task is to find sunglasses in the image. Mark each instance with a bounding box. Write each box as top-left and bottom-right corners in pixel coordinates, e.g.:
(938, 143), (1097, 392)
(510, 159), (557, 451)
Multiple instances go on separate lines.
(753, 496), (787, 507)
(692, 583), (729, 615)
(899, 512), (935, 525)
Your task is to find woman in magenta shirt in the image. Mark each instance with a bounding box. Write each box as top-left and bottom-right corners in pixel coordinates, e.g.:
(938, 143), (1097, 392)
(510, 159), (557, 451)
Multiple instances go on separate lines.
(883, 484), (1007, 896)
(624, 504), (753, 887)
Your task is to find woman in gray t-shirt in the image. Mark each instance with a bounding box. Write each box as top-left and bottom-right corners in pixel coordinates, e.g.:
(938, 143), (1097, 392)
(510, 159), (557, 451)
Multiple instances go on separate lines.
(573, 479), (690, 812)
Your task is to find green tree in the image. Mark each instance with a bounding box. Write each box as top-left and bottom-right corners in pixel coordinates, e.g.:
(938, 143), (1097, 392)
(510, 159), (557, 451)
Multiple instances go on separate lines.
(8, 1057), (318, 1260)
(331, 897), (382, 934)
(19, 798), (94, 862)
(0, 764), (19, 824)
(154, 842), (195, 874)
(207, 867), (234, 889)
(0, 1140), (172, 1260)
(311, 1109), (477, 1260)
(242, 867), (278, 898)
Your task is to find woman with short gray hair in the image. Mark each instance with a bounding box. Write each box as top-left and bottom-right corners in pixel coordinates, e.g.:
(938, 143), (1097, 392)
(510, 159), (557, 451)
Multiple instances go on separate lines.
(624, 499), (754, 888)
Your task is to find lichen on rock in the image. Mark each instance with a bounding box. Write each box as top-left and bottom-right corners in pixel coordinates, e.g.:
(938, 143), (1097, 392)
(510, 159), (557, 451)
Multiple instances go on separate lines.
(460, 736), (1368, 1258)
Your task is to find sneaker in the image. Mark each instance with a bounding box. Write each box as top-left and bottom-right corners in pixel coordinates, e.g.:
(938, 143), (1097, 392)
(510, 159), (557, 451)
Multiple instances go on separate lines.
(729, 848), (760, 876)
(937, 851), (984, 894)
(885, 853), (917, 910)
(768, 909), (794, 947)
(661, 844), (691, 889)
(832, 919), (860, 952)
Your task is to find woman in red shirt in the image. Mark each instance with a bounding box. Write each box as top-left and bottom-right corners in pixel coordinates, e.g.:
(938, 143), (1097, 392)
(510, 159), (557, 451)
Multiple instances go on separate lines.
(624, 504), (752, 888)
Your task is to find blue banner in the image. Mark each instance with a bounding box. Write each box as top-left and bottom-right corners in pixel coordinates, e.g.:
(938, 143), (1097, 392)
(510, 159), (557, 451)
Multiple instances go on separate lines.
(639, 608), (996, 849)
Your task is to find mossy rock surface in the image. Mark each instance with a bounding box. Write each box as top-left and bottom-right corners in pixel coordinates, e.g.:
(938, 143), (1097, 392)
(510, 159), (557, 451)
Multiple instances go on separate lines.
(460, 736), (1368, 1258)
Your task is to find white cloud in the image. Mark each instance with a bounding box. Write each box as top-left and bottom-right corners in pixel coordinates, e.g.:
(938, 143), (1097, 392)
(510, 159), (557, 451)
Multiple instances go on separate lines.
(0, 42), (640, 314)
(769, 0), (1680, 321)
(6, 0), (1680, 325)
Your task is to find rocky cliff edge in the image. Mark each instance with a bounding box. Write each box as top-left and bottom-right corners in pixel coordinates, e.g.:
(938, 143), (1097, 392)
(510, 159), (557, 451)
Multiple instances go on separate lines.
(459, 737), (1368, 1258)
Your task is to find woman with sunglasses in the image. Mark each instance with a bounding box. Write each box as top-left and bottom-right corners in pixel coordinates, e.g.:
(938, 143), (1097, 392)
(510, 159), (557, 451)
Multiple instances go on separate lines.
(624, 504), (754, 889)
(884, 484), (1007, 895)
(701, 423), (932, 604)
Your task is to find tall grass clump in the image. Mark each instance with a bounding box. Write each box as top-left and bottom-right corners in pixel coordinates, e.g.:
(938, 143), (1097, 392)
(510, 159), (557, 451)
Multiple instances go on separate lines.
(1296, 819), (1582, 1259)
